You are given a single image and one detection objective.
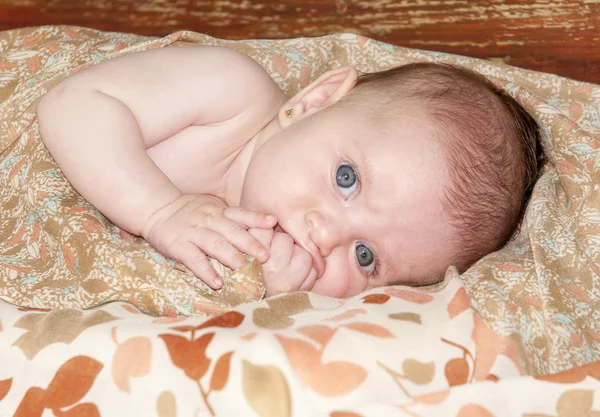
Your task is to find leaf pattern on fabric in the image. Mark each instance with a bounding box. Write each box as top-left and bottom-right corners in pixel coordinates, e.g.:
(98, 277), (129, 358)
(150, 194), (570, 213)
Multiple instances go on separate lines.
(411, 389), (451, 405)
(556, 390), (599, 417)
(297, 325), (336, 346)
(324, 308), (367, 322)
(440, 338), (475, 386)
(44, 356), (103, 410)
(389, 312), (422, 324)
(242, 359), (292, 417)
(13, 387), (45, 417)
(342, 322), (395, 338)
(12, 309), (117, 359)
(253, 293), (313, 329)
(210, 351), (234, 392)
(276, 334), (368, 396)
(385, 288), (434, 304)
(110, 329), (153, 392)
(159, 324), (241, 415)
(402, 359), (436, 385)
(535, 360), (600, 384)
(14, 356), (102, 417)
(457, 404), (496, 417)
(447, 287), (471, 319)
(472, 315), (523, 380)
(0, 378), (12, 401)
(445, 358), (470, 386)
(159, 333), (214, 381)
(156, 391), (177, 417)
(171, 311), (244, 333)
(361, 294), (390, 304)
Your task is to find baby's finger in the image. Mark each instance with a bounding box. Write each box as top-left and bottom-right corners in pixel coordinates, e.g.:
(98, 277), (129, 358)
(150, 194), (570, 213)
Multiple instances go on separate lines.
(299, 267), (318, 291)
(193, 229), (252, 270)
(223, 206), (277, 229)
(175, 242), (223, 290)
(289, 243), (314, 278)
(269, 232), (295, 265)
(248, 228), (274, 251)
(208, 219), (271, 263)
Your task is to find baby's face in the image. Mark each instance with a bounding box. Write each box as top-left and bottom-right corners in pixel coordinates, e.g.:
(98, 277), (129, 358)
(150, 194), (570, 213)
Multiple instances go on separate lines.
(240, 104), (457, 297)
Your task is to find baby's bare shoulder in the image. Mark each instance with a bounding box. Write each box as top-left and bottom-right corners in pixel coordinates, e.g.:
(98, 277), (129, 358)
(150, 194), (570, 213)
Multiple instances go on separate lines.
(46, 45), (286, 147)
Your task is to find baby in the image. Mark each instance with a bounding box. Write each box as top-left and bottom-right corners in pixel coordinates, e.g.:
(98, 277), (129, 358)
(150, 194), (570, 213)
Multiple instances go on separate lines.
(36, 45), (544, 298)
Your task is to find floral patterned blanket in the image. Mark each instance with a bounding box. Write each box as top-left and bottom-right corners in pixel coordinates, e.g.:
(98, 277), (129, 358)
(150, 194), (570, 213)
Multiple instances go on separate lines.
(0, 26), (600, 416)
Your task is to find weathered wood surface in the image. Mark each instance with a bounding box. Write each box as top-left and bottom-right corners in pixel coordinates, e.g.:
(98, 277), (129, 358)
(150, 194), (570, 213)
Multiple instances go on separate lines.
(0, 0), (599, 83)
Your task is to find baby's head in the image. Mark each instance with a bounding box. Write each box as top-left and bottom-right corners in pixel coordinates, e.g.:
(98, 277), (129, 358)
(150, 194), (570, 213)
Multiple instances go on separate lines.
(241, 62), (544, 297)
(342, 62), (544, 276)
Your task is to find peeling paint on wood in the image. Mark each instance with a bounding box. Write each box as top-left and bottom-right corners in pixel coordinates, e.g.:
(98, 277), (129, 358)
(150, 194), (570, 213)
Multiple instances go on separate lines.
(0, 0), (598, 82)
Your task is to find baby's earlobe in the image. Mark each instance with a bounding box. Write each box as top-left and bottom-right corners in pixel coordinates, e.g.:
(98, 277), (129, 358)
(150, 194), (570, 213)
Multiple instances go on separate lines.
(278, 102), (303, 128)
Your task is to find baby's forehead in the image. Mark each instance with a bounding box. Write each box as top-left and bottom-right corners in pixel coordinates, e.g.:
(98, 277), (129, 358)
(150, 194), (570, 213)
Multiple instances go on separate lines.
(341, 95), (442, 131)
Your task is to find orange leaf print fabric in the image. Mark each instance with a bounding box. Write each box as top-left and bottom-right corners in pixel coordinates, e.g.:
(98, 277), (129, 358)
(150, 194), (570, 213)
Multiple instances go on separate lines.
(14, 356), (102, 417)
(111, 334), (153, 392)
(276, 334), (368, 396)
(210, 351), (234, 392)
(0, 378), (12, 401)
(159, 333), (214, 381)
(385, 288), (434, 304)
(44, 356), (103, 410)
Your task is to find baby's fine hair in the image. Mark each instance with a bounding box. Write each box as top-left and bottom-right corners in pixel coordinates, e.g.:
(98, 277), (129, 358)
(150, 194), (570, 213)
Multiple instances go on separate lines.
(345, 62), (545, 273)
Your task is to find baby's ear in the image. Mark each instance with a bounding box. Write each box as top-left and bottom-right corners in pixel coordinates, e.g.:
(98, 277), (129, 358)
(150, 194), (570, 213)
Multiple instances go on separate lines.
(277, 67), (359, 128)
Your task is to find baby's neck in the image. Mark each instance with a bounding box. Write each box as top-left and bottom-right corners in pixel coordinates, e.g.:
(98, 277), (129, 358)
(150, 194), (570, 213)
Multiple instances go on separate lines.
(222, 116), (282, 206)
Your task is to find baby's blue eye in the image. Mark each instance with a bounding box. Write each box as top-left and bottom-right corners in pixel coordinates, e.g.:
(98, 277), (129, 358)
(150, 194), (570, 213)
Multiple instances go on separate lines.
(336, 164), (358, 198)
(355, 243), (375, 274)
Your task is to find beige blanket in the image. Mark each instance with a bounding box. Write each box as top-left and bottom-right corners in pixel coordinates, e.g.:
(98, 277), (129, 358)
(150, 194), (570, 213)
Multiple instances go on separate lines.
(1, 26), (600, 377)
(0, 28), (267, 317)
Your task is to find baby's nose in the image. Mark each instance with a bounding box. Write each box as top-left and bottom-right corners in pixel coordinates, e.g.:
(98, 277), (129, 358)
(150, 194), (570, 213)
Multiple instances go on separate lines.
(305, 210), (342, 257)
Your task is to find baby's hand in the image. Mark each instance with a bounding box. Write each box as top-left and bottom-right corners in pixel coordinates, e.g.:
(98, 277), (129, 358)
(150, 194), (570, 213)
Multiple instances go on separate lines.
(141, 194), (276, 289)
(249, 228), (318, 296)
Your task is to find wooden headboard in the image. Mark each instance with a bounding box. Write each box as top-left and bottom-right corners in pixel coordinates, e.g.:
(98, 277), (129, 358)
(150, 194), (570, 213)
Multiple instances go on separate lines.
(1, 0), (598, 83)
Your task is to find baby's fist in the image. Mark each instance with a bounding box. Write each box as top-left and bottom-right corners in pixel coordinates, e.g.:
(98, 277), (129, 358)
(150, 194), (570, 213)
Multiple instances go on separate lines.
(249, 228), (317, 296)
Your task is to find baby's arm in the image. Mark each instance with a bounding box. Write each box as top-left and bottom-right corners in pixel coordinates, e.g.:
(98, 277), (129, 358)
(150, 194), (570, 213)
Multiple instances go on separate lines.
(37, 46), (282, 286)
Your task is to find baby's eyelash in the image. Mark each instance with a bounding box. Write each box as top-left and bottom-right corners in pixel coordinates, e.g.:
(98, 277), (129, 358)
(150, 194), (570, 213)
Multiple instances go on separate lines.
(368, 249), (381, 279)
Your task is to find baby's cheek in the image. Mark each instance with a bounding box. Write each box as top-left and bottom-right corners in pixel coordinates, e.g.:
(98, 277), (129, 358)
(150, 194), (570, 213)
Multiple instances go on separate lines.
(310, 254), (355, 298)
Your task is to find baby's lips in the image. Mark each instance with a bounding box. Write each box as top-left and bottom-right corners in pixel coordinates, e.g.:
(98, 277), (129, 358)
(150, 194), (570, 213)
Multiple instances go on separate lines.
(311, 252), (325, 280)
(296, 237), (324, 279)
